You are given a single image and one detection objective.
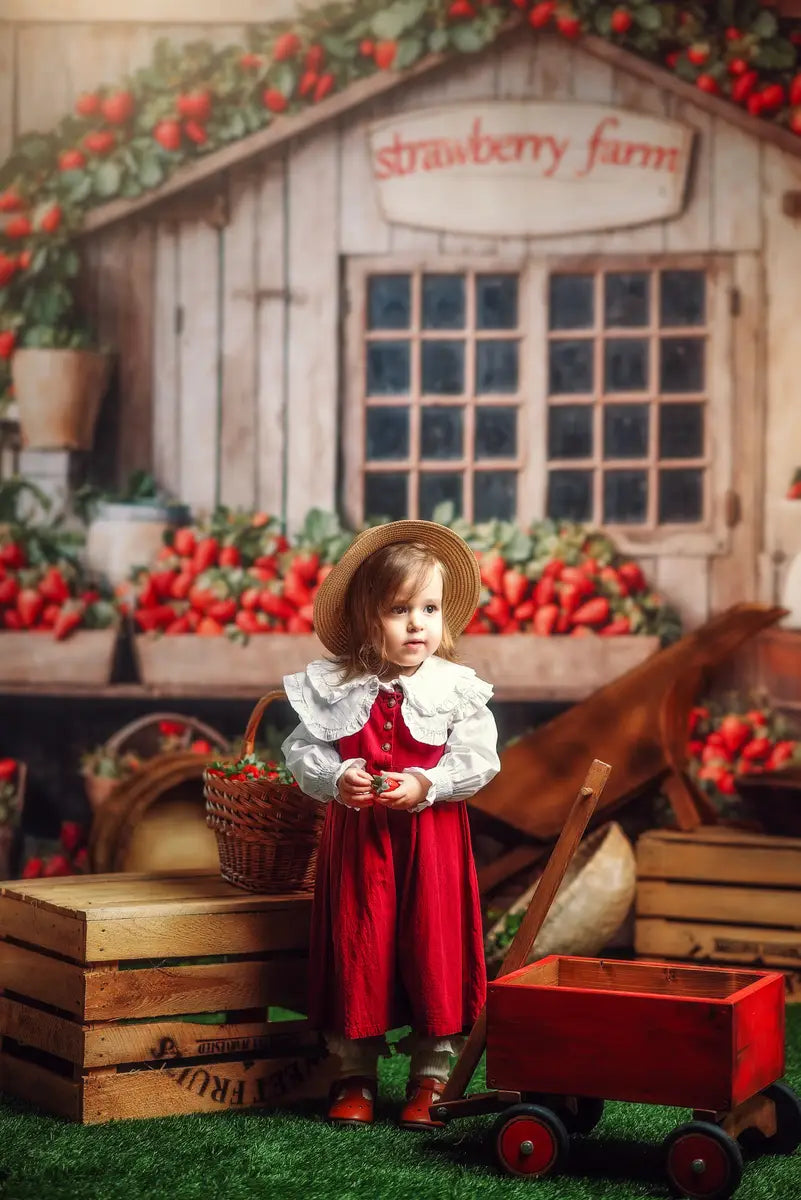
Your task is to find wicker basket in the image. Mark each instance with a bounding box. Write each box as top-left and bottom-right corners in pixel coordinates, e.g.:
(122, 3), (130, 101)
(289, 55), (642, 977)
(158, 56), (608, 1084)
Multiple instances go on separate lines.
(204, 691), (324, 894)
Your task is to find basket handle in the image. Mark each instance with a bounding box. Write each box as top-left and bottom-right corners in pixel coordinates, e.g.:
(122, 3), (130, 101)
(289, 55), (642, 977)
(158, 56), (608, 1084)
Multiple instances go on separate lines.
(240, 690), (288, 759)
(104, 712), (228, 757)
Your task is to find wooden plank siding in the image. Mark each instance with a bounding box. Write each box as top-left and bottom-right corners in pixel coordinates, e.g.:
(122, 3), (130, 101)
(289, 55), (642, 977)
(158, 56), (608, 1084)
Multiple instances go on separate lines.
(3, 25), (791, 627)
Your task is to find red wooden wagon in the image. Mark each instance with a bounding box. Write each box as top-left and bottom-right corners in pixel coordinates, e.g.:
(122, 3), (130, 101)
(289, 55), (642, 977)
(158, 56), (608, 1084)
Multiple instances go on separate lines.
(433, 955), (801, 1200)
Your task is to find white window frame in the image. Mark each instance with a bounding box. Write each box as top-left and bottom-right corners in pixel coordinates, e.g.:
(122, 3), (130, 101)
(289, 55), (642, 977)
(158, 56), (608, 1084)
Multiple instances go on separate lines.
(343, 253), (733, 558)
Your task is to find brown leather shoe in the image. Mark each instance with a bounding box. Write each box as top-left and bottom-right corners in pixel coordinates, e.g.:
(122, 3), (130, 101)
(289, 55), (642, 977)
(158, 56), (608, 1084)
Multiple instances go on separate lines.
(399, 1076), (446, 1129)
(327, 1075), (377, 1125)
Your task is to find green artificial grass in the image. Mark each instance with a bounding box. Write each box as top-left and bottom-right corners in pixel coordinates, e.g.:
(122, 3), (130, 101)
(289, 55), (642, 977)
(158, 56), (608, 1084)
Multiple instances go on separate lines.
(0, 1009), (800, 1200)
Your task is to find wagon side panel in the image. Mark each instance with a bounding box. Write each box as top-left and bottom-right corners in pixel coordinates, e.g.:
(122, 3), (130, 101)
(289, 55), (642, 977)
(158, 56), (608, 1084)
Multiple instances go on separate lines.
(486, 984), (735, 1111)
(731, 975), (785, 1108)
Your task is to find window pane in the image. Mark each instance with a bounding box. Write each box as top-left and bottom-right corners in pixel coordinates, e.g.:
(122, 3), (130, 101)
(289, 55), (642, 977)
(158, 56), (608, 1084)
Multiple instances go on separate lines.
(421, 340), (464, 394)
(659, 402), (704, 459)
(660, 337), (704, 392)
(421, 406), (463, 460)
(660, 270), (706, 327)
(475, 406), (517, 459)
(366, 341), (410, 395)
(366, 406), (409, 460)
(364, 472), (408, 521)
(548, 275), (594, 330)
(548, 340), (594, 394)
(422, 274), (465, 329)
(367, 275), (410, 330)
(604, 403), (649, 459)
(419, 472), (463, 520)
(548, 404), (593, 459)
(603, 469), (648, 524)
(476, 340), (519, 393)
(659, 468), (704, 522)
(476, 275), (518, 329)
(547, 470), (593, 521)
(604, 338), (649, 392)
(604, 272), (650, 328)
(474, 471), (517, 522)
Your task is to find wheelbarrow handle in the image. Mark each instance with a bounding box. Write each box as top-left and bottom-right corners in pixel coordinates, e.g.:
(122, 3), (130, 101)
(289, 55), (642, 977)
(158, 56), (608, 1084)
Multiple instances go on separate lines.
(440, 757), (611, 1104)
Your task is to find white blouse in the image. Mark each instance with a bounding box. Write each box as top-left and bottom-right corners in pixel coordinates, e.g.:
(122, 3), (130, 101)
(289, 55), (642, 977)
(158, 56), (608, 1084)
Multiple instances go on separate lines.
(281, 655), (501, 813)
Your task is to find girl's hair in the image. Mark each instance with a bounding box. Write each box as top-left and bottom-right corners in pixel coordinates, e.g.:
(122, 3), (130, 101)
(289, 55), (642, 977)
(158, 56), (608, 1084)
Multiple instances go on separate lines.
(332, 541), (458, 681)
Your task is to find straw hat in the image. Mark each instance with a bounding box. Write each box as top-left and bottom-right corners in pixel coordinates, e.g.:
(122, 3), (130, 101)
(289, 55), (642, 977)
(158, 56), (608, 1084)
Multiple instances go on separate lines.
(313, 520), (481, 656)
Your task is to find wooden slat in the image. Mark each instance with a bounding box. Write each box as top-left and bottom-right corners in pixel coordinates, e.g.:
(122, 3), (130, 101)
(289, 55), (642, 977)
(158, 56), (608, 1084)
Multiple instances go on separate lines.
(177, 217), (220, 515)
(0, 941), (86, 1016)
(255, 154), (288, 517)
(0, 996), (84, 1063)
(640, 826), (801, 849)
(115, 220), (156, 483)
(636, 880), (801, 929)
(600, 66), (669, 254)
(83, 908), (310, 961)
(635, 917), (801, 970)
(711, 121), (763, 253)
(637, 830), (801, 889)
(666, 96), (713, 253)
(219, 167), (258, 509)
(152, 221), (182, 496)
(0, 1054), (80, 1121)
(436, 52), (499, 257)
(284, 131), (339, 533)
(338, 107), (392, 256)
(14, 24), (71, 135)
(0, 26), (14, 160)
(556, 953), (760, 998)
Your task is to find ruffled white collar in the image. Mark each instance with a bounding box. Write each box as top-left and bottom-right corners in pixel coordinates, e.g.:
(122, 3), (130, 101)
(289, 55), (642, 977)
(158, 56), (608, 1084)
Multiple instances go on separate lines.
(283, 655), (493, 745)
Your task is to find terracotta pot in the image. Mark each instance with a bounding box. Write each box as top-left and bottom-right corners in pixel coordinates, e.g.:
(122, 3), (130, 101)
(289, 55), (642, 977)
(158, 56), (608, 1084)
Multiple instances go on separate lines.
(11, 347), (111, 451)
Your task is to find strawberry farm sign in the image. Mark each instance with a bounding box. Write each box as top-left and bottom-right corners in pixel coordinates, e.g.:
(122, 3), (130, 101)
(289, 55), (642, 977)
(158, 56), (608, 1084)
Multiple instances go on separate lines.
(368, 102), (695, 236)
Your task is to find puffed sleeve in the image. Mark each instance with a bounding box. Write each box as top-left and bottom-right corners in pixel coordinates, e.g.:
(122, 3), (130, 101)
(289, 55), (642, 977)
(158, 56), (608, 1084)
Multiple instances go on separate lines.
(281, 721), (366, 805)
(404, 704), (500, 808)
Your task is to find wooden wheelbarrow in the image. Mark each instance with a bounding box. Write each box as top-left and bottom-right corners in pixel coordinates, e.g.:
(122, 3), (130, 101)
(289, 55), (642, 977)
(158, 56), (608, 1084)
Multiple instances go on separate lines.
(433, 759), (801, 1200)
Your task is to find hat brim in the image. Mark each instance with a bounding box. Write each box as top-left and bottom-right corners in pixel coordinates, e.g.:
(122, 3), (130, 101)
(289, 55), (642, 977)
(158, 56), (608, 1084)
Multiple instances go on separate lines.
(313, 520), (481, 657)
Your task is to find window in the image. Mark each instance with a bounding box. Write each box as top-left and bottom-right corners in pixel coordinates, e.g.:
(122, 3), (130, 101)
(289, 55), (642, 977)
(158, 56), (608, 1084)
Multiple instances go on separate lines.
(344, 257), (730, 552)
(546, 267), (710, 528)
(348, 268), (526, 523)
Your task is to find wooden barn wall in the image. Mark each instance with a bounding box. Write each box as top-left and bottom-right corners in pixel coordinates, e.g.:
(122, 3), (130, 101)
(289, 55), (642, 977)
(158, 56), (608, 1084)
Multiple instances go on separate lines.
(4, 26), (797, 626)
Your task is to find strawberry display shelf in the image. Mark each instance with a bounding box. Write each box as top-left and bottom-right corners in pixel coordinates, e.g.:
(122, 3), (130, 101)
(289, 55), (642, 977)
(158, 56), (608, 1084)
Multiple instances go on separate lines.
(132, 630), (660, 700)
(0, 629), (119, 688)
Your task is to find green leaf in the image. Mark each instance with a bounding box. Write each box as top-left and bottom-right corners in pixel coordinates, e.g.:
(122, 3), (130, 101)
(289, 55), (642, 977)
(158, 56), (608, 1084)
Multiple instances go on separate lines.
(750, 9), (778, 39)
(220, 111), (248, 140)
(593, 6), (613, 36)
(93, 161), (122, 199)
(394, 34), (423, 69)
(371, 0), (428, 42)
(450, 22), (491, 54)
(321, 34), (357, 60)
(272, 61), (297, 97)
(428, 28), (449, 54)
(752, 40), (796, 71)
(635, 5), (662, 31)
(139, 156), (164, 189)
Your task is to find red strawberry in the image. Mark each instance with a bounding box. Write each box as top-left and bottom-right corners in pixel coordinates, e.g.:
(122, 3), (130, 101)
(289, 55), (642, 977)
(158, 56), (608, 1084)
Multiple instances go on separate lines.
(760, 83), (785, 112)
(172, 528), (196, 558)
(482, 595), (510, 627)
(696, 75), (719, 95)
(479, 552), (506, 595)
(787, 478), (801, 496)
(287, 614), (314, 633)
(3, 611), (21, 629)
(177, 90), (212, 121)
(767, 741), (797, 770)
(60, 821), (85, 853)
(732, 71), (758, 104)
(374, 40), (398, 69)
(533, 604), (559, 637)
(617, 562), (645, 593)
(75, 92), (100, 117)
(718, 715), (752, 756)
(0, 331), (16, 359)
(41, 604), (60, 628)
(610, 7), (632, 34)
(184, 120), (207, 146)
(17, 588), (43, 628)
(235, 610), (263, 635)
(197, 616), (224, 636)
(790, 73), (801, 107)
(72, 847), (90, 873)
(305, 44), (325, 72)
(542, 559), (564, 581)
(0, 759), (16, 782)
(165, 616), (190, 635)
(21, 857), (43, 879)
(58, 149), (86, 171)
(292, 552), (321, 585)
(448, 0), (475, 15)
(359, 39), (375, 57)
(154, 120), (182, 151)
(208, 599), (237, 625)
(0, 255), (17, 287)
(219, 545), (241, 568)
(0, 188), (23, 213)
(514, 600), (535, 622)
(192, 537), (219, 574)
(502, 568), (528, 608)
(170, 571), (194, 600)
(0, 542), (25, 568)
(556, 13), (581, 38)
(299, 71), (318, 98)
(728, 58), (749, 77)
(42, 854), (73, 877)
(273, 31), (301, 60)
(4, 216), (31, 239)
(40, 566), (70, 605)
(101, 90), (135, 124)
(263, 88), (288, 113)
(745, 709), (768, 727)
(687, 43), (709, 65)
(599, 615), (631, 636)
(314, 74), (335, 103)
(83, 130), (116, 155)
(534, 576), (556, 607)
(725, 26), (742, 41)
(559, 583), (584, 616)
(572, 597), (611, 626)
(53, 603), (84, 641)
(702, 742), (731, 765)
(191, 738), (213, 754)
(740, 736), (772, 762)
(0, 576), (18, 605)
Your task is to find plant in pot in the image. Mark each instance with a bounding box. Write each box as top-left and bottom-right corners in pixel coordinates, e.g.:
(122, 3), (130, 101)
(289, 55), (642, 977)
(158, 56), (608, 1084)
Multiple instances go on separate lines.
(74, 470), (191, 587)
(0, 213), (110, 448)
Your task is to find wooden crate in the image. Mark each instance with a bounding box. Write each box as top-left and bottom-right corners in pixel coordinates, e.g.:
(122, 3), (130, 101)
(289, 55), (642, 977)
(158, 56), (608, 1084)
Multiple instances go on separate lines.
(0, 870), (339, 1122)
(133, 631), (659, 700)
(635, 827), (801, 1001)
(0, 630), (119, 686)
(486, 955), (784, 1112)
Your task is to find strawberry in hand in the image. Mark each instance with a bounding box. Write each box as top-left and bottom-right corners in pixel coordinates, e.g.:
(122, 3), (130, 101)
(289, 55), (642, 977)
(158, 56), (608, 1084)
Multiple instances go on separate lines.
(372, 771), (431, 812)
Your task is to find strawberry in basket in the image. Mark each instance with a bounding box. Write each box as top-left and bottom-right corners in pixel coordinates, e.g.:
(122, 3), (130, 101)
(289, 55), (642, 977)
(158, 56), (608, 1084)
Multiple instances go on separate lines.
(206, 753), (298, 786)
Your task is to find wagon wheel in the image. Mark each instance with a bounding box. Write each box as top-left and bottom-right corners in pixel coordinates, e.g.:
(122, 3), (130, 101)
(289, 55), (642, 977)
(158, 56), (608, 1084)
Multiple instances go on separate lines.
(493, 1104), (569, 1179)
(664, 1120), (743, 1200)
(739, 1082), (801, 1157)
(522, 1094), (605, 1136)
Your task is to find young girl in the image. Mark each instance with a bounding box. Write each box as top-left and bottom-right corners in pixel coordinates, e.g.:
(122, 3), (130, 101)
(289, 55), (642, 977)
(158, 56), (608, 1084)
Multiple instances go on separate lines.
(281, 519), (500, 1128)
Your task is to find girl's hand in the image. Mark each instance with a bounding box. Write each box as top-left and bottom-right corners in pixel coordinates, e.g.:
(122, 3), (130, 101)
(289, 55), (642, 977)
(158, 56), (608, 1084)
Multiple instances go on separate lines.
(338, 766), (374, 808)
(373, 771), (431, 812)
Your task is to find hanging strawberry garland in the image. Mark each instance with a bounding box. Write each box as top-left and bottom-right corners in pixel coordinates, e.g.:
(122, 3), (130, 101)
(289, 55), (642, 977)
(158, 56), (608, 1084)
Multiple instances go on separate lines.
(1, 0), (801, 408)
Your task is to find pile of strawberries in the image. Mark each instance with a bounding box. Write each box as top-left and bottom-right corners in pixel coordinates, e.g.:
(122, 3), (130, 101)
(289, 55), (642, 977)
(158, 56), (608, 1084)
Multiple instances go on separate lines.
(0, 757), (21, 827)
(687, 703), (801, 799)
(466, 522), (677, 640)
(120, 508), (350, 639)
(206, 753), (298, 786)
(81, 718), (216, 786)
(20, 820), (89, 879)
(0, 542), (113, 638)
(788, 469), (801, 500)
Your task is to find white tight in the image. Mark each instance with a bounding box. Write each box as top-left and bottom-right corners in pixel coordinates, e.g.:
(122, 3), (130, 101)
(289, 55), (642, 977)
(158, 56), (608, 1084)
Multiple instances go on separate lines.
(325, 1030), (466, 1084)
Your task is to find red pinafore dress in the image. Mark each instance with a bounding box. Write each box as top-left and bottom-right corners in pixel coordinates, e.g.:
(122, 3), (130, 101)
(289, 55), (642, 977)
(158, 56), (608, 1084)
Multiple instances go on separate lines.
(307, 684), (487, 1040)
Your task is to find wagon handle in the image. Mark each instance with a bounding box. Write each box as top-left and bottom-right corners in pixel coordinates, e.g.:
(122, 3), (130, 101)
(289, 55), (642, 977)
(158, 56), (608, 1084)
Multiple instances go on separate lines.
(240, 690), (288, 758)
(441, 757), (612, 1104)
